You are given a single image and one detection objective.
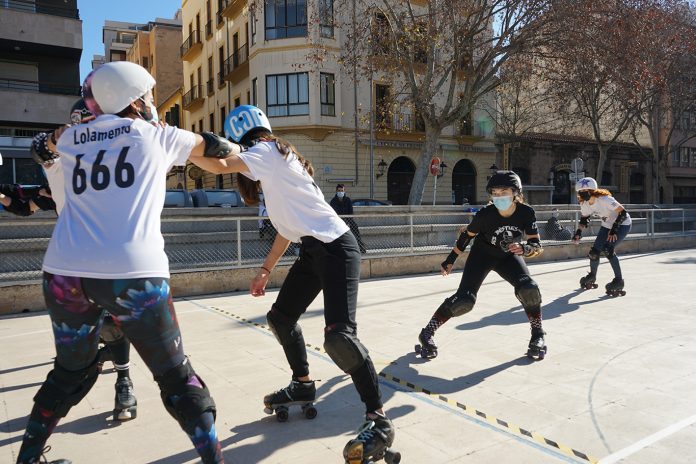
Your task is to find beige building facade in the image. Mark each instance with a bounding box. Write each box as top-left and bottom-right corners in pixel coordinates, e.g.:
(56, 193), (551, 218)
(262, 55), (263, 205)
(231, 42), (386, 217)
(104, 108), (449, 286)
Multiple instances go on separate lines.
(178, 0), (498, 204)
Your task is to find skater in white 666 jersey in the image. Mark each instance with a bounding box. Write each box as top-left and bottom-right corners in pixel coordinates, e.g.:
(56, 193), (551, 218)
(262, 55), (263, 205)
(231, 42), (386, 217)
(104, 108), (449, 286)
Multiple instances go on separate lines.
(17, 61), (241, 464)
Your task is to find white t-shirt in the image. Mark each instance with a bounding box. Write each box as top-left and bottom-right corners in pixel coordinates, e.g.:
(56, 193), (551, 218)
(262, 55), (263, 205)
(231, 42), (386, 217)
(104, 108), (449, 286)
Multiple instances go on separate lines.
(580, 195), (632, 229)
(237, 141), (349, 243)
(43, 115), (196, 279)
(43, 159), (65, 214)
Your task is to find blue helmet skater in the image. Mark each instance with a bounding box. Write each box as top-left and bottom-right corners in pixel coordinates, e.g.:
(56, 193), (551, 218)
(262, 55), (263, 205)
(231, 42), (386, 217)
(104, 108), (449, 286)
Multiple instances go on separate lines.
(224, 105), (272, 144)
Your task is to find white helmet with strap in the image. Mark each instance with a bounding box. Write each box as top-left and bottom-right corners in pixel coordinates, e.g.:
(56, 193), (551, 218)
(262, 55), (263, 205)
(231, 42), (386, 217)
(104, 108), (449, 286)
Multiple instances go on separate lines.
(82, 62), (156, 115)
(575, 177), (598, 191)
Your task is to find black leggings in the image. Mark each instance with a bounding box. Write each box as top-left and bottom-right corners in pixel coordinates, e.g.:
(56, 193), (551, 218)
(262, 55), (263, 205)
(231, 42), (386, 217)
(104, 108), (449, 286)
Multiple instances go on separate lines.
(454, 244), (539, 310)
(272, 231), (382, 412)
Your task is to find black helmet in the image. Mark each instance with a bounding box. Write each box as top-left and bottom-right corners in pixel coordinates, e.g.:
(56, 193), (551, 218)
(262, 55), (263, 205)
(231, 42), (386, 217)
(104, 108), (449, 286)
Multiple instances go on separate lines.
(69, 98), (94, 125)
(486, 170), (522, 194)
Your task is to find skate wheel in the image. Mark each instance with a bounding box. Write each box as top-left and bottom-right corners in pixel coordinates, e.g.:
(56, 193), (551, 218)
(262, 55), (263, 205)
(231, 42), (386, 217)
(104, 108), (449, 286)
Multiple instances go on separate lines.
(414, 344), (421, 354)
(303, 405), (317, 420)
(385, 449), (401, 464)
(275, 407), (289, 422)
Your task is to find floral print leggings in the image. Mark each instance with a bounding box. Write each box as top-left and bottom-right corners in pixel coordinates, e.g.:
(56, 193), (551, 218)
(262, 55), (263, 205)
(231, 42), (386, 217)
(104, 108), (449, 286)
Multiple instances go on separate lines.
(44, 273), (185, 374)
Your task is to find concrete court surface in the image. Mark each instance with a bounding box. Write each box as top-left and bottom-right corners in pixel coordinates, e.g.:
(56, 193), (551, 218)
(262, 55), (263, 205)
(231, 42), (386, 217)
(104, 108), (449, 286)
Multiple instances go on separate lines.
(1, 248), (696, 464)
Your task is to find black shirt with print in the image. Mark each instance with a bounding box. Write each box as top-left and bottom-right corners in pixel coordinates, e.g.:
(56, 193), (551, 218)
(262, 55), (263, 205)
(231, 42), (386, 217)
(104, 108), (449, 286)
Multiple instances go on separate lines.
(466, 203), (539, 257)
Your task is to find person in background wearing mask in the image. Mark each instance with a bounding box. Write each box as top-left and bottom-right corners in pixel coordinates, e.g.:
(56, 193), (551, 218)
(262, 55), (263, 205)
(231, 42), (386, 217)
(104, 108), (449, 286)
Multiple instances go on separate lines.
(415, 171), (547, 360)
(17, 61), (231, 464)
(29, 98), (139, 424)
(543, 208), (573, 241)
(572, 177), (631, 296)
(330, 184), (367, 254)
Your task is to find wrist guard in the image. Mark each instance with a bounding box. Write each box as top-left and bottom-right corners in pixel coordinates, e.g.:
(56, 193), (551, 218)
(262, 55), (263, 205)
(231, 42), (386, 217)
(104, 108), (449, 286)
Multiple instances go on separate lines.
(441, 251), (458, 269)
(523, 237), (543, 258)
(573, 228), (582, 241)
(455, 230), (472, 252)
(609, 210), (627, 236)
(199, 132), (242, 158)
(31, 132), (60, 165)
(4, 199), (32, 216)
(579, 216), (590, 227)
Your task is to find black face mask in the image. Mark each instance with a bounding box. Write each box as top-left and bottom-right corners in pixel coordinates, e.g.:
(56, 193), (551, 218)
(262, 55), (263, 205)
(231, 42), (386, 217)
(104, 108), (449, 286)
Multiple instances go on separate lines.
(578, 191), (591, 201)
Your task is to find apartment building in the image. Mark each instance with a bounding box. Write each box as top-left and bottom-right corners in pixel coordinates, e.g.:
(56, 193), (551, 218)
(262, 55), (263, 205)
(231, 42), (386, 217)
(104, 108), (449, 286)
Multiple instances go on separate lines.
(0, 0), (82, 185)
(123, 15), (184, 131)
(178, 0), (497, 204)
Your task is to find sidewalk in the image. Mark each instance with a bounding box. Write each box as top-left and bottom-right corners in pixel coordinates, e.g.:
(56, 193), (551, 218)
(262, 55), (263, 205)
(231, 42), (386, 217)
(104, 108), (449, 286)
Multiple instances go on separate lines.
(2, 248), (696, 464)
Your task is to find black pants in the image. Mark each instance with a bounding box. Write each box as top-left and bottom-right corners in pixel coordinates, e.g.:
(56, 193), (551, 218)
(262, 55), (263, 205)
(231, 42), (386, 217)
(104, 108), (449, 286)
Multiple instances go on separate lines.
(272, 231), (382, 412)
(456, 244), (538, 306)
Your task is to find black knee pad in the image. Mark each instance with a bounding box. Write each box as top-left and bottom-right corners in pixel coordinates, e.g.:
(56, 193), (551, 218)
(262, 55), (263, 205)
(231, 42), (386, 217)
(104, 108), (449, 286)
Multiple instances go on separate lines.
(100, 315), (125, 344)
(604, 246), (616, 259)
(267, 306), (303, 347)
(34, 358), (100, 417)
(588, 247), (601, 261)
(515, 277), (542, 310)
(156, 361), (216, 433)
(323, 325), (369, 374)
(437, 292), (476, 318)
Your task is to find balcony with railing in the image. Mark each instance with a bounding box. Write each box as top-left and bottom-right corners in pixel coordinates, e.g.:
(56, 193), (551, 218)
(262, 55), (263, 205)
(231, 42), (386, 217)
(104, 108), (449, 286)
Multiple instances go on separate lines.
(376, 111), (425, 133)
(216, 9), (225, 28)
(180, 30), (202, 60)
(222, 43), (249, 84)
(182, 85), (204, 111)
(217, 71), (226, 89)
(205, 20), (213, 39)
(0, 78), (80, 96)
(1, 0), (79, 19)
(220, 0), (245, 20)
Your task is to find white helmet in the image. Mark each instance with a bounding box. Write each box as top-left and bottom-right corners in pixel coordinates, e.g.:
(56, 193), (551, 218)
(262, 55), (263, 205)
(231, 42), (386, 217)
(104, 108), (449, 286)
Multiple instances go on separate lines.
(575, 177), (598, 191)
(82, 62), (156, 115)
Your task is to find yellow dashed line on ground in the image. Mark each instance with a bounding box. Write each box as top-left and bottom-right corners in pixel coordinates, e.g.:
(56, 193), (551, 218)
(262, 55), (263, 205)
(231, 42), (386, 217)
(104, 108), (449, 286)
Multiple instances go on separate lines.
(207, 305), (597, 463)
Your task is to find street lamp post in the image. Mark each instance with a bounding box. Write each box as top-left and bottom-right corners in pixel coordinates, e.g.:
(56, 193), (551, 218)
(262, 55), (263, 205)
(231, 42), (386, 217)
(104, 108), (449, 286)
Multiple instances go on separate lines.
(368, 15), (375, 199)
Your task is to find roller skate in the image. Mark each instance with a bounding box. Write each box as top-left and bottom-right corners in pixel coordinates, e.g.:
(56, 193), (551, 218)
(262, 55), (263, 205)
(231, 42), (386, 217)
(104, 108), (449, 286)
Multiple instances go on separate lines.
(579, 273), (598, 290)
(526, 328), (547, 360)
(605, 278), (626, 297)
(414, 328), (438, 359)
(344, 413), (400, 464)
(263, 379), (317, 422)
(21, 446), (72, 464)
(113, 376), (137, 421)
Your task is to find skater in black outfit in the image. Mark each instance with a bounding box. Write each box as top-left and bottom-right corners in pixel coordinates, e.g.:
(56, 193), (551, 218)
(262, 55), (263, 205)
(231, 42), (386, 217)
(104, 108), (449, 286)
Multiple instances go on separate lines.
(572, 177), (632, 296)
(417, 171), (547, 360)
(196, 105), (398, 464)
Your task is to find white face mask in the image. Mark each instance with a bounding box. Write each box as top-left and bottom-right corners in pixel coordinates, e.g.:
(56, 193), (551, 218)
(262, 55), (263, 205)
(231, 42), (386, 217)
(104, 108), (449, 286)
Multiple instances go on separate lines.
(336, 191), (345, 198)
(139, 98), (159, 123)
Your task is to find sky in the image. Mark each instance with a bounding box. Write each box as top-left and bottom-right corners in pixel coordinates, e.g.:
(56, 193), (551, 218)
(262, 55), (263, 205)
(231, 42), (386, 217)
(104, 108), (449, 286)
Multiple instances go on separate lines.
(78, 0), (182, 82)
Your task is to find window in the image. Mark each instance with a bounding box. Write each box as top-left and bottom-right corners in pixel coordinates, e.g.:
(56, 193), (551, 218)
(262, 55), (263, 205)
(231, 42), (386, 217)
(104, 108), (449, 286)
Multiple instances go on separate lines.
(209, 112), (215, 132)
(198, 119), (204, 132)
(319, 0), (334, 38)
(247, 90), (251, 104)
(371, 12), (390, 56)
(251, 11), (257, 45)
(266, 73), (309, 116)
(220, 106), (227, 136)
(142, 56), (149, 69)
(320, 73), (335, 116)
(265, 0), (307, 40)
(681, 146), (690, 167)
(375, 84), (391, 128)
(234, 96), (241, 108)
(252, 78), (258, 105)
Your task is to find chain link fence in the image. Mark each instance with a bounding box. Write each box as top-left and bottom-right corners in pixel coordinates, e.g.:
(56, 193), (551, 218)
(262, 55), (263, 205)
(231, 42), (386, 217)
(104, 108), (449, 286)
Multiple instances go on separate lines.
(2, 207), (695, 284)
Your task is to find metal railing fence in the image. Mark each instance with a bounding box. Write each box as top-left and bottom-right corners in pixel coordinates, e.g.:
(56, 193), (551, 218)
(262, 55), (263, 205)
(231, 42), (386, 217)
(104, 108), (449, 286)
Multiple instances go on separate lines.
(1, 207), (695, 284)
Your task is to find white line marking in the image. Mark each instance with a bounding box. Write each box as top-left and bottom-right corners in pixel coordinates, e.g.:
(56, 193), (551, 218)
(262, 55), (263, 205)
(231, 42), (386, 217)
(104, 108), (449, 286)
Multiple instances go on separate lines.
(599, 414), (696, 464)
(0, 329), (51, 340)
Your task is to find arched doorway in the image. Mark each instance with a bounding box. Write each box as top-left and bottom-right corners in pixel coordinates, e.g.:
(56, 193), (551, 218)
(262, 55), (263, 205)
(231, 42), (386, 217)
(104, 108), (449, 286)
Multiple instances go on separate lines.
(452, 159), (476, 205)
(552, 169), (571, 204)
(387, 156), (415, 205)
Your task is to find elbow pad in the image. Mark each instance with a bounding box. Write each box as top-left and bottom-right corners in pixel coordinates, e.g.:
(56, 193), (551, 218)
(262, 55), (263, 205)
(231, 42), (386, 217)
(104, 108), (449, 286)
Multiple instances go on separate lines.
(199, 132), (242, 158)
(455, 231), (472, 252)
(610, 210), (627, 235)
(31, 132), (60, 165)
(523, 237), (543, 258)
(579, 216), (590, 227)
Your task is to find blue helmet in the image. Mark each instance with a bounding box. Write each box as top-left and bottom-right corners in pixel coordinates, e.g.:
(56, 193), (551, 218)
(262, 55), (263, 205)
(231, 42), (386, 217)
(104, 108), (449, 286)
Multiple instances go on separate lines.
(224, 105), (272, 143)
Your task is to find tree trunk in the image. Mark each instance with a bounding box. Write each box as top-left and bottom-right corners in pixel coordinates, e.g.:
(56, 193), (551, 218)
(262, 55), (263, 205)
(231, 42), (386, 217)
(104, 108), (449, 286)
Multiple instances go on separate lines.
(408, 128), (442, 205)
(595, 144), (609, 185)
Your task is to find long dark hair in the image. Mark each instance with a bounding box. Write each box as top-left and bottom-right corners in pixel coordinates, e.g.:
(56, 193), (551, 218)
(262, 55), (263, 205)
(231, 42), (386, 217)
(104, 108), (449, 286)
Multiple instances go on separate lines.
(237, 131), (314, 205)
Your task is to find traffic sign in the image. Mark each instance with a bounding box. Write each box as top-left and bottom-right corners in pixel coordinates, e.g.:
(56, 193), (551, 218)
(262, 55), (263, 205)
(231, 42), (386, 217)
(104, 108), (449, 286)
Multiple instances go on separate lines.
(430, 157), (441, 176)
